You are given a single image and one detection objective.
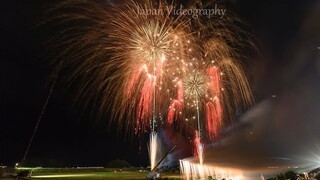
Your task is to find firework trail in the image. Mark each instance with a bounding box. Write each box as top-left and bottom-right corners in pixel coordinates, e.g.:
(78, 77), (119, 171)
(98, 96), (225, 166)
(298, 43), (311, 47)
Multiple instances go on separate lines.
(22, 77), (57, 163)
(45, 0), (255, 168)
(148, 132), (159, 170)
(193, 131), (204, 164)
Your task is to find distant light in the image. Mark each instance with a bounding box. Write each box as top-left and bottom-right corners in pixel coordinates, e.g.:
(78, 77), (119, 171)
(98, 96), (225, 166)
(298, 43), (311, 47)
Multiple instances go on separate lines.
(272, 94), (277, 98)
(267, 166), (279, 169)
(32, 174), (95, 178)
(317, 47), (320, 50)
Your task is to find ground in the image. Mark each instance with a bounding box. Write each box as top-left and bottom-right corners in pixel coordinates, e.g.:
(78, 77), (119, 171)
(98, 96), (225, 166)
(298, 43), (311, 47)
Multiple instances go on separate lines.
(31, 172), (181, 180)
(1, 168), (182, 180)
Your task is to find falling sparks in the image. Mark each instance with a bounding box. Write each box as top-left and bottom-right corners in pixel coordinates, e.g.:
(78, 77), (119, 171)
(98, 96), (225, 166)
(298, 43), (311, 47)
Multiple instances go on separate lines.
(193, 131), (204, 165)
(206, 98), (223, 138)
(47, 0), (254, 135)
(46, 0), (255, 175)
(136, 75), (156, 134)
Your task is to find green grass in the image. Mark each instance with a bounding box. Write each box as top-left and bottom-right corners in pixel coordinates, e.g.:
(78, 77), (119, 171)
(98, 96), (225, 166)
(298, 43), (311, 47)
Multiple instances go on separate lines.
(31, 172), (181, 180)
(32, 171), (148, 180)
(19, 168), (181, 180)
(12, 167), (181, 180)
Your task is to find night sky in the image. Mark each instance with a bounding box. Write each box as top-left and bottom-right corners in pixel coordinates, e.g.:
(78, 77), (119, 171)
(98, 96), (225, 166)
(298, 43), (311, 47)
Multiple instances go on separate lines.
(1, 0), (319, 167)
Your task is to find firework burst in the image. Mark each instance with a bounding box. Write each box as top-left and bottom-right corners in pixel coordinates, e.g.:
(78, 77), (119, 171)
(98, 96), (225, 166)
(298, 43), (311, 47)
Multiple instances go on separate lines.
(184, 72), (206, 98)
(106, 1), (194, 135)
(45, 0), (255, 145)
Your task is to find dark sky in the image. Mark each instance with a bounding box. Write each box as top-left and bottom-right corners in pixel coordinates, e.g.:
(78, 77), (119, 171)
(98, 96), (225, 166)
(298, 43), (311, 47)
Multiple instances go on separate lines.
(1, 0), (319, 167)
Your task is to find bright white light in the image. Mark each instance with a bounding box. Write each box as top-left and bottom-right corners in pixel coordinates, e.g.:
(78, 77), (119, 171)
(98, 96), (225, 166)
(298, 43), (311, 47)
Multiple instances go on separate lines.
(180, 160), (243, 180)
(149, 132), (159, 170)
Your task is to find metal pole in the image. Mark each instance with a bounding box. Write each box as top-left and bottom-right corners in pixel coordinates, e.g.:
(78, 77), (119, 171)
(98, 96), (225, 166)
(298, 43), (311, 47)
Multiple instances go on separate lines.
(151, 145), (176, 172)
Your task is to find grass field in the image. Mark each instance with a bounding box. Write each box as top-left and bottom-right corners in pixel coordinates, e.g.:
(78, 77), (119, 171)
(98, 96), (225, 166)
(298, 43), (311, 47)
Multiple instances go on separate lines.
(2, 168), (182, 180)
(31, 171), (181, 180)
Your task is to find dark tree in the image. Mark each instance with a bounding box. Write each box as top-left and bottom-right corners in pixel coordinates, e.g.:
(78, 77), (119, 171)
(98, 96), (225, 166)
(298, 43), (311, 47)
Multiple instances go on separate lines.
(107, 159), (131, 168)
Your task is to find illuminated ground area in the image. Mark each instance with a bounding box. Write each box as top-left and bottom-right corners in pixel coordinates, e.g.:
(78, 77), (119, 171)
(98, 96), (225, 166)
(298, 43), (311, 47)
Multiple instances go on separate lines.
(2, 170), (181, 180)
(180, 160), (243, 180)
(31, 172), (180, 180)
